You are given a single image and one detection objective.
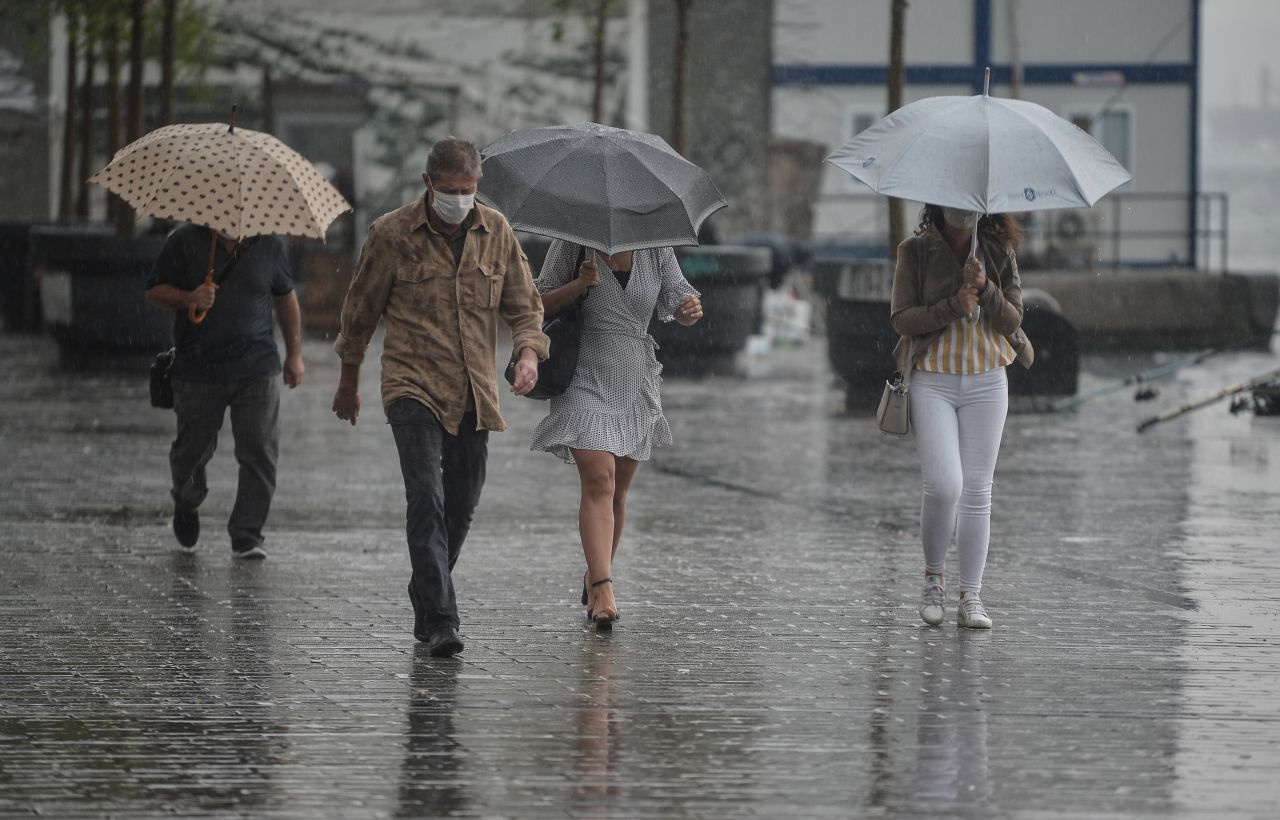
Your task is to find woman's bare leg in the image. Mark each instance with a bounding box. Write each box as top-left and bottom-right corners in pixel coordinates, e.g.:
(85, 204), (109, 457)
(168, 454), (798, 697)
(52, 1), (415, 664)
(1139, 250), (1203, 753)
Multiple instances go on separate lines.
(611, 457), (640, 559)
(572, 448), (618, 618)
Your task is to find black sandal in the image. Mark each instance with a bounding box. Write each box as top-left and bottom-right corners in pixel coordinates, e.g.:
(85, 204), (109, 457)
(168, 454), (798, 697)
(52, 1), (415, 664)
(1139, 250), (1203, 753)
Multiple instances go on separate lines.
(588, 577), (619, 626)
(580, 571), (589, 606)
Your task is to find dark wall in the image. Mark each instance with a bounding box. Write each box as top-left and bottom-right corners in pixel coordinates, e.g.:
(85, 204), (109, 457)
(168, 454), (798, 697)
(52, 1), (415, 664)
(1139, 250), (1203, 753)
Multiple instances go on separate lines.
(647, 0), (773, 242)
(0, 23), (51, 221)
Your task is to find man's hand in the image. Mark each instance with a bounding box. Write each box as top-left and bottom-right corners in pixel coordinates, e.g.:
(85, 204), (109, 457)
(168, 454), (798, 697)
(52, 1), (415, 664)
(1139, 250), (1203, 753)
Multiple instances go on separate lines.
(675, 294), (703, 326)
(510, 347), (540, 396)
(283, 353), (304, 388)
(332, 387), (360, 425)
(189, 281), (217, 311)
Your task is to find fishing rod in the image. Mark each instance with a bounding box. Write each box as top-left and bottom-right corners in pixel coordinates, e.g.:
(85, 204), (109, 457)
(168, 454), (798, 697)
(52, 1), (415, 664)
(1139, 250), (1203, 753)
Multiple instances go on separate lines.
(1136, 368), (1280, 433)
(1049, 331), (1277, 412)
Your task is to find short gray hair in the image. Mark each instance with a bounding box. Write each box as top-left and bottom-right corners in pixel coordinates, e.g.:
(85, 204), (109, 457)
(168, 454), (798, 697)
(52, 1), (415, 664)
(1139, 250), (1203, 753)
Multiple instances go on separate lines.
(426, 138), (482, 181)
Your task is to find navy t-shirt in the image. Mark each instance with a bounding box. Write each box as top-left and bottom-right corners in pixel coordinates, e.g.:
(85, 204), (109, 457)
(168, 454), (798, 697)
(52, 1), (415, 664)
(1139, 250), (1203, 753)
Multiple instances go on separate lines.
(146, 224), (294, 383)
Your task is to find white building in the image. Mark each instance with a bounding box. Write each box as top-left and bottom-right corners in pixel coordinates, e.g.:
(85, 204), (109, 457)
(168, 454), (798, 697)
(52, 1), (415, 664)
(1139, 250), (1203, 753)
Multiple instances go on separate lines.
(771, 0), (1205, 269)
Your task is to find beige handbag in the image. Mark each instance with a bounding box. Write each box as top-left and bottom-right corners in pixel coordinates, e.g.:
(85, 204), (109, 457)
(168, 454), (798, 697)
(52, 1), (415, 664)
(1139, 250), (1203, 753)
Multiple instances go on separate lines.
(876, 371), (911, 436)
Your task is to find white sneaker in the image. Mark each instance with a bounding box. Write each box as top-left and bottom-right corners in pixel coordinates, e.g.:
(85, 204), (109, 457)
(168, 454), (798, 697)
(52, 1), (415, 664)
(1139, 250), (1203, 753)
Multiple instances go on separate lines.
(957, 595), (992, 629)
(918, 578), (945, 625)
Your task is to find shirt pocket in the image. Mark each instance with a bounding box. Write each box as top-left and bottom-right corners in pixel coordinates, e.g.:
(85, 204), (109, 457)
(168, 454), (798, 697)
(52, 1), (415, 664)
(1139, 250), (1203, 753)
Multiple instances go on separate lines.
(394, 263), (447, 311)
(467, 262), (504, 309)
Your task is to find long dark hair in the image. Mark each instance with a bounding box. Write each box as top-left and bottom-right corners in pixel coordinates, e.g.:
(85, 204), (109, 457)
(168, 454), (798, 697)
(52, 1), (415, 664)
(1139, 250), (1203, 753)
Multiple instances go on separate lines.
(916, 205), (1023, 250)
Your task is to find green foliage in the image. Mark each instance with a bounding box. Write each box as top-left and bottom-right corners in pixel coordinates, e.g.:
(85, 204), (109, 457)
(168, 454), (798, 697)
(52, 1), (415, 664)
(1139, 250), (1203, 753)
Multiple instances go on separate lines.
(0, 0), (213, 82)
(549, 0), (625, 43)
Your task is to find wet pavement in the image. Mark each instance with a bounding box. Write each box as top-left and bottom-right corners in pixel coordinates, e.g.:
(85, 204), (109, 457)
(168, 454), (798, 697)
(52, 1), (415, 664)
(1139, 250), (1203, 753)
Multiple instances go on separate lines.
(1, 329), (1279, 819)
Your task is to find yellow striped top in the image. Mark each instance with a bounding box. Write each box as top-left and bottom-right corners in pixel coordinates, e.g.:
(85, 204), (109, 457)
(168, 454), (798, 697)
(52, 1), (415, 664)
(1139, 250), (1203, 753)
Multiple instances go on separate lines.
(916, 314), (1015, 374)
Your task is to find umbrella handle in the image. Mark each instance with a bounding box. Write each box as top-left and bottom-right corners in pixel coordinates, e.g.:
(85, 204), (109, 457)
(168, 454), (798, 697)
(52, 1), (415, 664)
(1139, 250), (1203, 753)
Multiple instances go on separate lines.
(188, 276), (213, 324)
(188, 233), (218, 324)
(966, 224), (981, 324)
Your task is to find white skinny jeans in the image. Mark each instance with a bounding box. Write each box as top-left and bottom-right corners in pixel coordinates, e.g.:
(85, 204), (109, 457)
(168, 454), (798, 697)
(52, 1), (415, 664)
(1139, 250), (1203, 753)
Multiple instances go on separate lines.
(909, 368), (1008, 594)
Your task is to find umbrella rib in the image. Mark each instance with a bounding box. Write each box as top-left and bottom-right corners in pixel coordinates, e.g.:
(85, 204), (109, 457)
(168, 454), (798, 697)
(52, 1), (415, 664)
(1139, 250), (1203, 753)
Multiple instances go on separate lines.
(265, 137), (332, 238)
(872, 101), (969, 197)
(996, 101), (1109, 205)
(498, 140), (580, 218)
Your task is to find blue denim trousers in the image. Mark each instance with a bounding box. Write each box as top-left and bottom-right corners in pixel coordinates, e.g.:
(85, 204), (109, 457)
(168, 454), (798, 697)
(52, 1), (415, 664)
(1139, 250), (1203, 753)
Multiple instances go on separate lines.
(387, 398), (488, 632)
(170, 376), (280, 550)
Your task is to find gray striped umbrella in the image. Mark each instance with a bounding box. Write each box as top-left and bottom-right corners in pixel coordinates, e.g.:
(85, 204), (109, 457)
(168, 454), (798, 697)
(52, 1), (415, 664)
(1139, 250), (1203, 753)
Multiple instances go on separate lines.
(477, 122), (726, 255)
(89, 112), (351, 322)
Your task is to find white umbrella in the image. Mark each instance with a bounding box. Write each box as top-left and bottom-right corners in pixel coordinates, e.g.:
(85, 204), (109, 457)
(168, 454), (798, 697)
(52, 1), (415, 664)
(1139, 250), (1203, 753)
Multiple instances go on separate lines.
(827, 69), (1130, 322)
(826, 69), (1131, 215)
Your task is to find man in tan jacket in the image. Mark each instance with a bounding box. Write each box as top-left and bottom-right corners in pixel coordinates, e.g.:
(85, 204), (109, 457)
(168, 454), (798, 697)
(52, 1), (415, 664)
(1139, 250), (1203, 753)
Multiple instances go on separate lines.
(331, 138), (549, 656)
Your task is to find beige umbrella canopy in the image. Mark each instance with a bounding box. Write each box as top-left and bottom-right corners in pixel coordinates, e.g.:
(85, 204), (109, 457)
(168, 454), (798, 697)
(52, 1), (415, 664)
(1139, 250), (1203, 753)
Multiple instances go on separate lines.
(89, 109), (351, 322)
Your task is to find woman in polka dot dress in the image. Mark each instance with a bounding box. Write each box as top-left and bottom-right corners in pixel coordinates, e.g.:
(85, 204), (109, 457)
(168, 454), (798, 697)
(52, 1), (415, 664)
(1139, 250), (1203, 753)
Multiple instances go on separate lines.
(531, 239), (703, 626)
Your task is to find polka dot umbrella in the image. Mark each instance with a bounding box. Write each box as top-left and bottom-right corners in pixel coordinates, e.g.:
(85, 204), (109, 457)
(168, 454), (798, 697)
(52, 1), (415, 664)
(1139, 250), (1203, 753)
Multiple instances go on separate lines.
(89, 109), (351, 323)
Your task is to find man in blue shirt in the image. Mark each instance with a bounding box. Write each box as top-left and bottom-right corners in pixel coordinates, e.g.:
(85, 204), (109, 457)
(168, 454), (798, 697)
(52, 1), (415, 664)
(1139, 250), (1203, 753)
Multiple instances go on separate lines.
(146, 224), (304, 558)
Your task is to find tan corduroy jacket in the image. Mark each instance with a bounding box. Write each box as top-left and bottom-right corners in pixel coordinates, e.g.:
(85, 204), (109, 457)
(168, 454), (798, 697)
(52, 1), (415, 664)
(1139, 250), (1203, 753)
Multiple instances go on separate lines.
(890, 229), (1034, 375)
(334, 197), (550, 434)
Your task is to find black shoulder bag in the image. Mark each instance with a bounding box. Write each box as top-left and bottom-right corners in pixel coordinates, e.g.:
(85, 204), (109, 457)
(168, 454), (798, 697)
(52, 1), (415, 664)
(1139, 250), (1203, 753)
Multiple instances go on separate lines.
(505, 244), (589, 400)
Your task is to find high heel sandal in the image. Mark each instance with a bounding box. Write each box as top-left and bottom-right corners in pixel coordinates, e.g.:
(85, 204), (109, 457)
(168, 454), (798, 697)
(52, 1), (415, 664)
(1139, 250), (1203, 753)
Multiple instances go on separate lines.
(587, 577), (620, 627)
(581, 571), (589, 606)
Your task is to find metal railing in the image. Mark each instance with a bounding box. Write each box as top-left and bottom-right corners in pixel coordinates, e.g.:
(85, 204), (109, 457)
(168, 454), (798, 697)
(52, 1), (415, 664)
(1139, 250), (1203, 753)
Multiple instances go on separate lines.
(810, 191), (1229, 272)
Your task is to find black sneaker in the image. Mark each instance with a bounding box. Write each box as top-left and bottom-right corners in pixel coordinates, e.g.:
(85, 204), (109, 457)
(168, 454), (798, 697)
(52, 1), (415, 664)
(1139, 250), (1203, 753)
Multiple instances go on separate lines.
(232, 543), (266, 560)
(173, 507), (199, 549)
(426, 626), (464, 658)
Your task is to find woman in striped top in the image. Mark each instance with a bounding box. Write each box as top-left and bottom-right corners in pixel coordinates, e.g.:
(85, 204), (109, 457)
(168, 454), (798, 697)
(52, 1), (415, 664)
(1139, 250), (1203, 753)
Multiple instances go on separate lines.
(889, 205), (1033, 630)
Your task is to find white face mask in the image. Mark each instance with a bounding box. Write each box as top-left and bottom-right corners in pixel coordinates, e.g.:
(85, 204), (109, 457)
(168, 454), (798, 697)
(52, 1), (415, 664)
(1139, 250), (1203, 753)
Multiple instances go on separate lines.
(430, 189), (475, 225)
(942, 207), (978, 230)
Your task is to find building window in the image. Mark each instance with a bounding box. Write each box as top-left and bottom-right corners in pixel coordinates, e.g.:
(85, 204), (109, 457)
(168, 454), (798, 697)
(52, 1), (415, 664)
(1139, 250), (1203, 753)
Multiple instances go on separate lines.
(843, 107), (883, 190)
(1069, 106), (1134, 181)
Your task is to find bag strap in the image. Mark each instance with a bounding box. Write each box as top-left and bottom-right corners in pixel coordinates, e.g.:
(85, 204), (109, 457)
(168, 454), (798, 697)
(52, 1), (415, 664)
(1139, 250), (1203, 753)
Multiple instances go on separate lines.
(211, 236), (255, 287)
(568, 243), (590, 309)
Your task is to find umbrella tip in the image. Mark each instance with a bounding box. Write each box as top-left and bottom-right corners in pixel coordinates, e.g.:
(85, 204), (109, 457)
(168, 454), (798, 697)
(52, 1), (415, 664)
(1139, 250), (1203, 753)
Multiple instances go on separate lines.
(229, 104), (238, 134)
(983, 66), (991, 97)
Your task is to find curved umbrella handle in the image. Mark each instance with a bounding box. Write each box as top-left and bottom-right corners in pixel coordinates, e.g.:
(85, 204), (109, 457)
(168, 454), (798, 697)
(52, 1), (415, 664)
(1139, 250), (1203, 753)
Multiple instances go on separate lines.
(188, 232), (219, 324)
(188, 282), (212, 324)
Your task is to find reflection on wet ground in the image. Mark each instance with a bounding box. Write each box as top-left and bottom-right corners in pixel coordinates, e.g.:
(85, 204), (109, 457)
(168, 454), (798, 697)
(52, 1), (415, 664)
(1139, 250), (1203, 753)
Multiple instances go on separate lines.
(1, 333), (1278, 818)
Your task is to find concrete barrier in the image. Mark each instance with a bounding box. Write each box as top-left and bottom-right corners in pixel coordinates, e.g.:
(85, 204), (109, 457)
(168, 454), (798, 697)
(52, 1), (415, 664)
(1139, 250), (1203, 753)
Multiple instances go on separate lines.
(1020, 268), (1280, 350)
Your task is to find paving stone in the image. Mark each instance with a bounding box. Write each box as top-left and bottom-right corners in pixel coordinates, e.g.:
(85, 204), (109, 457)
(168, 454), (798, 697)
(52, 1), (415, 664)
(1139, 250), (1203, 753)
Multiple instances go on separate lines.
(1, 333), (1278, 818)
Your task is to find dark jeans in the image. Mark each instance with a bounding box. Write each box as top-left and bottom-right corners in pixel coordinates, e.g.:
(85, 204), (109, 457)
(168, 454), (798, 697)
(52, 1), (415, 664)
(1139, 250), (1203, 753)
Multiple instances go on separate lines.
(387, 398), (488, 632)
(170, 376), (280, 549)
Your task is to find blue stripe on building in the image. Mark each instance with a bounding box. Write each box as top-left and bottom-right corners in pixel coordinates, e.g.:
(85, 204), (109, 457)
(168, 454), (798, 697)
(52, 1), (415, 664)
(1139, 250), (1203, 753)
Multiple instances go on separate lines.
(772, 63), (1195, 88)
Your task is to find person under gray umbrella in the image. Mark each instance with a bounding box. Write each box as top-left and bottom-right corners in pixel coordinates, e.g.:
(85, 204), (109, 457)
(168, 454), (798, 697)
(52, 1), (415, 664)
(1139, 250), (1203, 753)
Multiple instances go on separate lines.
(477, 122), (722, 628)
(531, 239), (703, 627)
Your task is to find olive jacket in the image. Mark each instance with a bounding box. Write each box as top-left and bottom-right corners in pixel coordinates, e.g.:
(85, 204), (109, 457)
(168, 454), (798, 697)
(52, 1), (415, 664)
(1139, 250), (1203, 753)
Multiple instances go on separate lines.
(889, 228), (1034, 375)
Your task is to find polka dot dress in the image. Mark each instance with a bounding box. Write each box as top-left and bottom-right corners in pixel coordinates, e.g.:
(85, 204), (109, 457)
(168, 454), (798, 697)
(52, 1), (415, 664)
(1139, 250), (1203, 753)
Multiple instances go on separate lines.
(88, 122), (351, 240)
(530, 240), (699, 465)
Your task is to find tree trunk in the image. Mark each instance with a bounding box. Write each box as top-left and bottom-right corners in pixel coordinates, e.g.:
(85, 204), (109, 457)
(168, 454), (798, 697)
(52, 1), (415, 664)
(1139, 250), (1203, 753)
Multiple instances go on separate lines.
(672, 0), (691, 154)
(119, 0), (147, 236)
(105, 18), (122, 220)
(59, 18), (78, 222)
(591, 0), (607, 122)
(886, 0), (908, 260)
(160, 0), (177, 124)
(76, 39), (96, 220)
